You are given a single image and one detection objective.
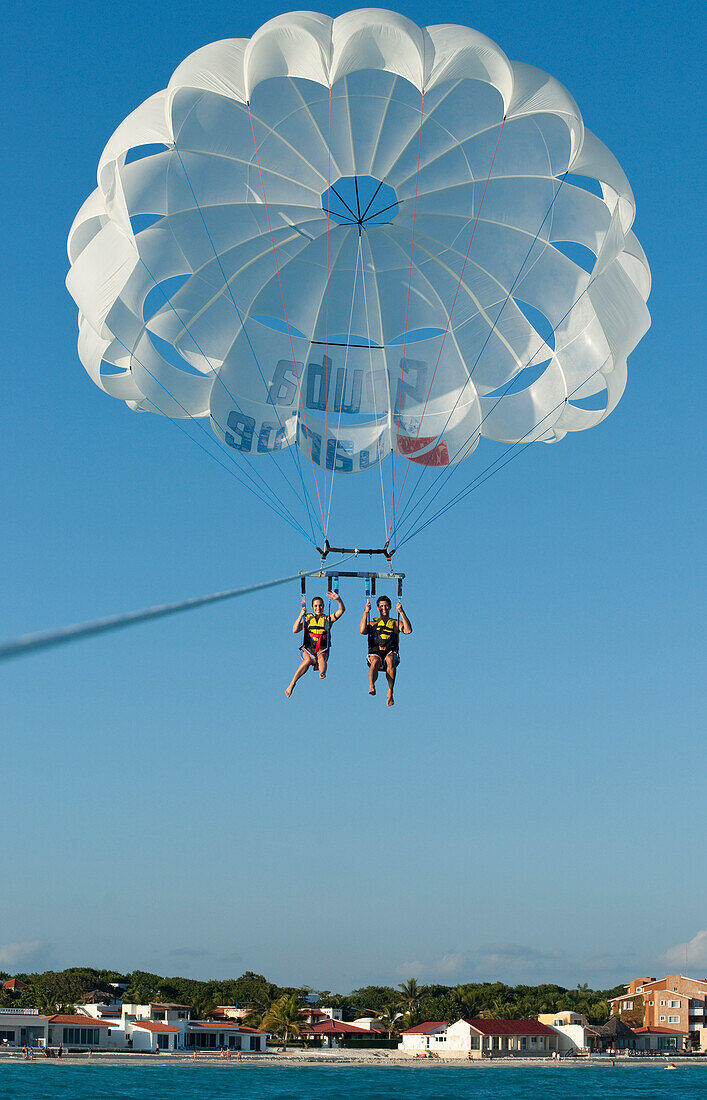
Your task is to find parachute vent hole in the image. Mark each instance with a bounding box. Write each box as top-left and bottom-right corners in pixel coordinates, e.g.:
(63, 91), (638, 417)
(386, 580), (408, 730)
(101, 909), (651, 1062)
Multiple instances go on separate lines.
(125, 143), (170, 164)
(322, 176), (398, 228)
(511, 300), (555, 351)
(484, 359), (552, 399)
(552, 241), (597, 275)
(562, 173), (604, 199)
(143, 274), (191, 322)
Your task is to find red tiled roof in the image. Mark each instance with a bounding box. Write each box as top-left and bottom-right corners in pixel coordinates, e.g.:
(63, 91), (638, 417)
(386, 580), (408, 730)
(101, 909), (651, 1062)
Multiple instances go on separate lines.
(463, 1018), (556, 1036)
(2, 979), (29, 990)
(132, 1021), (181, 1033)
(402, 1021), (448, 1034)
(302, 1018), (384, 1036)
(48, 1015), (112, 1026)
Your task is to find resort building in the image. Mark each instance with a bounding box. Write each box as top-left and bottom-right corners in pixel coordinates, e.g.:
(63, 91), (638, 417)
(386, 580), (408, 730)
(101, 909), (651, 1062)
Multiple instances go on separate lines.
(609, 974), (707, 1048)
(0, 1007), (48, 1048)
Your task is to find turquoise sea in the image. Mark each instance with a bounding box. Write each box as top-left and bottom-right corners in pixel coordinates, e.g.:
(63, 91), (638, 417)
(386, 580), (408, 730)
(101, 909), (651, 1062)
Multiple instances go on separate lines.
(1, 1063), (704, 1099)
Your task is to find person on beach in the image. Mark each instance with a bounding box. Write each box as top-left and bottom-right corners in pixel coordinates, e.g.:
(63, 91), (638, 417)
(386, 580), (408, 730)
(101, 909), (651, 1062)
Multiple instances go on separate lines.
(360, 595), (412, 706)
(286, 591), (345, 697)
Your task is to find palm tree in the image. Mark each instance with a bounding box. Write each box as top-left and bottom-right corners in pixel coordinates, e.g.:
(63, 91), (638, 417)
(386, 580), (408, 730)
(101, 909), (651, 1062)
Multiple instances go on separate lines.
(396, 979), (421, 1017)
(261, 994), (302, 1050)
(377, 1003), (403, 1040)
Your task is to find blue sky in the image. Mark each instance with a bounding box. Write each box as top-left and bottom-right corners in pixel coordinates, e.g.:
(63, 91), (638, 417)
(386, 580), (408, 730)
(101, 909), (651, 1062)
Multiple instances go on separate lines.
(1, 0), (704, 992)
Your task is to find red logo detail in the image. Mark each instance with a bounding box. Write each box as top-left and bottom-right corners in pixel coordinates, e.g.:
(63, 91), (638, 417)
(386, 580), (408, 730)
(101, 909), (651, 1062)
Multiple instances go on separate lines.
(397, 435), (450, 466)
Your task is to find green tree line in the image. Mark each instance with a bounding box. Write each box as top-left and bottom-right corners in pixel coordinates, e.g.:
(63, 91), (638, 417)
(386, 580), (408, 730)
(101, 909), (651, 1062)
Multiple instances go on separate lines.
(0, 967), (622, 1027)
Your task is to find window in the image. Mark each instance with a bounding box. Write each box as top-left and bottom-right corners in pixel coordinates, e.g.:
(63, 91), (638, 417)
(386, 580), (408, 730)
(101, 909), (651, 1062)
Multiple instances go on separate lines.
(502, 1037), (509, 1050)
(669, 1000), (680, 1008)
(470, 1037), (480, 1049)
(660, 1000), (666, 1006)
(62, 1027), (99, 1045)
(668, 1016), (679, 1024)
(157, 1034), (168, 1049)
(492, 1036), (500, 1050)
(622, 1001), (633, 1010)
(520, 1037), (527, 1051)
(660, 1016), (666, 1022)
(637, 987), (644, 993)
(649, 1001), (654, 1006)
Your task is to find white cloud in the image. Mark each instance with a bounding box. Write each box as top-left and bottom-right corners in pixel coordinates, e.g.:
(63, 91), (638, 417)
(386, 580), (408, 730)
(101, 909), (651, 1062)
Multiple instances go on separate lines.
(0, 941), (44, 967)
(662, 930), (707, 971)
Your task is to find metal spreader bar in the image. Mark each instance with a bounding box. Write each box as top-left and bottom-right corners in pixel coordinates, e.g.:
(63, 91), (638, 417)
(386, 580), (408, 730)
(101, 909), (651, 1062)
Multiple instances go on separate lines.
(316, 539), (393, 560)
(300, 569), (405, 599)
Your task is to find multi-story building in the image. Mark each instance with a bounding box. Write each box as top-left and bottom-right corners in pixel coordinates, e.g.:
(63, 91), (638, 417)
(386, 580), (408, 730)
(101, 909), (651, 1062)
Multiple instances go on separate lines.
(609, 974), (707, 1048)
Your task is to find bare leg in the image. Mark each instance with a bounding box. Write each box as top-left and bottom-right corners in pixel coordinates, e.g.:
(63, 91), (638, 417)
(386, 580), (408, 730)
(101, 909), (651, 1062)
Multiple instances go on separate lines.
(368, 655), (381, 695)
(286, 655), (314, 697)
(385, 653), (397, 706)
(317, 651), (328, 679)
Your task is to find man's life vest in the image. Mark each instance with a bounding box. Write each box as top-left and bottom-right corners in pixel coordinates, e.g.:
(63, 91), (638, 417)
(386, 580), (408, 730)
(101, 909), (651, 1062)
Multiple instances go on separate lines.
(368, 617), (399, 653)
(303, 613), (330, 653)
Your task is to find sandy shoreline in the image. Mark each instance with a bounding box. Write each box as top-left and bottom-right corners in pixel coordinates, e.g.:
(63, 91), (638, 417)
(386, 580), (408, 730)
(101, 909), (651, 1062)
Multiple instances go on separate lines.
(1, 1049), (703, 1068)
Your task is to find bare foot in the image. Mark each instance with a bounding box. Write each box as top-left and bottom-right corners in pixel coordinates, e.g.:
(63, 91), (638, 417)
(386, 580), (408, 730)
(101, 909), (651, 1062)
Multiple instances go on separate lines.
(285, 686), (293, 698)
(369, 686), (376, 695)
(387, 690), (394, 706)
(319, 671), (326, 679)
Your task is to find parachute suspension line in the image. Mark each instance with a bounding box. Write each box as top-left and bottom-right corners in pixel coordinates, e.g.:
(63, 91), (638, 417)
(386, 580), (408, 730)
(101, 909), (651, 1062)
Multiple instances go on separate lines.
(387, 89), (425, 543)
(387, 113), (507, 545)
(396, 361), (609, 549)
(323, 84), (332, 532)
(247, 103), (328, 539)
(324, 233), (363, 534)
(136, 252), (316, 540)
(0, 559), (356, 664)
(113, 335), (313, 543)
(392, 167), (568, 542)
(360, 233), (389, 537)
(173, 148), (322, 546)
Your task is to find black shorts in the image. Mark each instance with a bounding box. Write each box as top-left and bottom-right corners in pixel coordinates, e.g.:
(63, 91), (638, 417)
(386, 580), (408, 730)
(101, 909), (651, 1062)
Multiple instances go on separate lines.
(367, 650), (400, 667)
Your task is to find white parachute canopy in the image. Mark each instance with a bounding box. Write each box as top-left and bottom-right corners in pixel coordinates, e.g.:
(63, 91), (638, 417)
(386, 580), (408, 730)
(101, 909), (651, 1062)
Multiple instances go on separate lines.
(67, 8), (650, 486)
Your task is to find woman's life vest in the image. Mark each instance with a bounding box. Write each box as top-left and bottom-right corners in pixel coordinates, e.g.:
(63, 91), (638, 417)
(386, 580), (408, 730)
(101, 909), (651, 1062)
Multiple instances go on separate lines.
(368, 617), (399, 653)
(303, 613), (330, 654)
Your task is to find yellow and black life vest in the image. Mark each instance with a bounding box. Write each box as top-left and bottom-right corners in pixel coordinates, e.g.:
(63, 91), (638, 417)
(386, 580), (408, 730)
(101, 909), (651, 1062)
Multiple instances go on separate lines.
(369, 617), (398, 653)
(303, 613), (330, 652)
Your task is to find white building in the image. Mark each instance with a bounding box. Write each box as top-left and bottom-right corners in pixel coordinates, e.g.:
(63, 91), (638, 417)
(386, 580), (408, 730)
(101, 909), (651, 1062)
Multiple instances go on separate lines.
(400, 1018), (559, 1059)
(399, 1021), (449, 1052)
(0, 1008), (48, 1048)
(538, 1011), (594, 1053)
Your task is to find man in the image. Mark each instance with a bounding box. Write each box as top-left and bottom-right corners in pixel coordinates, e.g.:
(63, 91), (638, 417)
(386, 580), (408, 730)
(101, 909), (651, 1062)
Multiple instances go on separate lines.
(286, 590), (345, 697)
(360, 594), (412, 706)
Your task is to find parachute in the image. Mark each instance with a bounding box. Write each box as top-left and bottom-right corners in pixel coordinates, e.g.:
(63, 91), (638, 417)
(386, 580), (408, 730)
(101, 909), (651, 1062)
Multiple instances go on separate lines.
(66, 9), (650, 552)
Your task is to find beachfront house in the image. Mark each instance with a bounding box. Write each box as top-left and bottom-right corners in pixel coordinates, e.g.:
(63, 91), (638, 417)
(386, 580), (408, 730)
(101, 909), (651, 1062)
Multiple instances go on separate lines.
(300, 1018), (385, 1048)
(399, 1018), (558, 1058)
(398, 1021), (449, 1052)
(0, 1008), (48, 1048)
(47, 1014), (114, 1049)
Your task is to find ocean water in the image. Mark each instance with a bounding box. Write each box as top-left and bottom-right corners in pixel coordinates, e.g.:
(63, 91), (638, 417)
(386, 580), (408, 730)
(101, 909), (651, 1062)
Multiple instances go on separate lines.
(0, 1063), (704, 1100)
